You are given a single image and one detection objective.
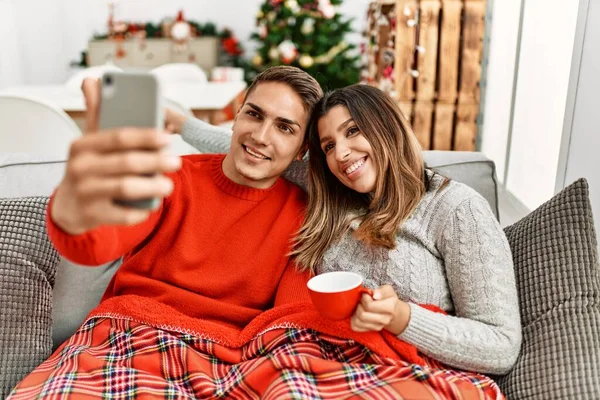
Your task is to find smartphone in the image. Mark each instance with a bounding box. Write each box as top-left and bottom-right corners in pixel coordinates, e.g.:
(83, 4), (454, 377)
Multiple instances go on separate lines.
(99, 71), (163, 209)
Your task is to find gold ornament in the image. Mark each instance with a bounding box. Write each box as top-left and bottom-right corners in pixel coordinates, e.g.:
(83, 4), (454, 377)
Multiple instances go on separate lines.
(253, 54), (264, 66)
(268, 47), (280, 60)
(267, 11), (277, 22)
(257, 10), (264, 19)
(299, 54), (314, 68)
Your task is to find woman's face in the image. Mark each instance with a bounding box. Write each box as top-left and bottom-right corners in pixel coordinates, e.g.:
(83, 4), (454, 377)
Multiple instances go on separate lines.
(317, 106), (377, 193)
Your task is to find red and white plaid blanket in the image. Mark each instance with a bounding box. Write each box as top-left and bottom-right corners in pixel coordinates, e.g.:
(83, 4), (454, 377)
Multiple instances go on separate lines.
(9, 300), (504, 399)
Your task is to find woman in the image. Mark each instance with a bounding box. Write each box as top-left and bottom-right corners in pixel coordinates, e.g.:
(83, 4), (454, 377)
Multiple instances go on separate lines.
(169, 85), (521, 376)
(293, 85), (521, 376)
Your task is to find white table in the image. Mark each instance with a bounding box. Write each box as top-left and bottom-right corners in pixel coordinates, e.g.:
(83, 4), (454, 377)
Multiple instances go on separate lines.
(0, 81), (247, 124)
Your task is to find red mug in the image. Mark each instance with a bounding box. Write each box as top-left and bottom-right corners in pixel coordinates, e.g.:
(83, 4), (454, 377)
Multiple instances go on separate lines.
(307, 271), (373, 320)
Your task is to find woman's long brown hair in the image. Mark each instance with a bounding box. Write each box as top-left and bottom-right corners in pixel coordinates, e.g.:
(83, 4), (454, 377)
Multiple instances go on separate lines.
(292, 85), (426, 272)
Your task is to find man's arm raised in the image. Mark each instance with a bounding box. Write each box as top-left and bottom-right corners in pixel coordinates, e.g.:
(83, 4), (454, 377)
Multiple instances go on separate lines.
(47, 78), (182, 265)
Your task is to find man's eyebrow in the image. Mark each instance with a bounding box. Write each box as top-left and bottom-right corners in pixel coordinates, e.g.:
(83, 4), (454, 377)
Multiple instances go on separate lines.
(246, 102), (301, 129)
(247, 102), (265, 115)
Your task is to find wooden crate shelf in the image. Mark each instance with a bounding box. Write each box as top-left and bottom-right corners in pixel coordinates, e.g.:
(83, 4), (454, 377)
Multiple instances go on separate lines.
(363, 0), (487, 151)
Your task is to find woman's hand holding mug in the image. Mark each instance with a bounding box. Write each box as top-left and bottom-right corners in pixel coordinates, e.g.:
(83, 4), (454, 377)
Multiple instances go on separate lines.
(351, 285), (412, 335)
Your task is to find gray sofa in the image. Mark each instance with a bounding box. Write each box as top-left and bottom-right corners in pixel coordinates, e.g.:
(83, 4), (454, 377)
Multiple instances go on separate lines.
(1, 150), (598, 399)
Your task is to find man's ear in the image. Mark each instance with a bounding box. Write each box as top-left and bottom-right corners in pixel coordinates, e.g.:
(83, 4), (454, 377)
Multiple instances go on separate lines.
(234, 104), (244, 121)
(230, 104), (243, 131)
(296, 142), (309, 161)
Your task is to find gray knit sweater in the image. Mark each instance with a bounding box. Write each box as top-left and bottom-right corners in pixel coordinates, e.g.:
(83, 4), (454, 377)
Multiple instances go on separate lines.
(181, 119), (522, 375)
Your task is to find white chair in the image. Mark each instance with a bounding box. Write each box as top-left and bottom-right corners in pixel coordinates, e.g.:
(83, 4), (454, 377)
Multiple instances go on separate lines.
(151, 63), (208, 85)
(65, 65), (123, 92)
(163, 97), (201, 156)
(0, 95), (81, 158)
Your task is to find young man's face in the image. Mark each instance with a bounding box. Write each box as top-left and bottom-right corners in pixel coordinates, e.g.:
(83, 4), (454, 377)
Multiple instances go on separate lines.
(222, 82), (309, 189)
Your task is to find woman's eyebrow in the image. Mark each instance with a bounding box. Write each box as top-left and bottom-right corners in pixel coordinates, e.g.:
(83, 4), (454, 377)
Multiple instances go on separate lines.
(337, 118), (354, 132)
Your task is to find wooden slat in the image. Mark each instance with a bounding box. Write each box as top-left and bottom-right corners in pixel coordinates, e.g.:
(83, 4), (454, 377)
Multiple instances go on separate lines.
(412, 101), (434, 150)
(433, 103), (455, 150)
(458, 0), (486, 104)
(415, 0), (441, 101)
(437, 0), (463, 102)
(454, 104), (479, 150)
(399, 101), (414, 122)
(395, 0), (417, 100)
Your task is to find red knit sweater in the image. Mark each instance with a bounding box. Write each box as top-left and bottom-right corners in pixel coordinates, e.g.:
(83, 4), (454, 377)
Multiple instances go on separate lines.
(46, 154), (307, 331)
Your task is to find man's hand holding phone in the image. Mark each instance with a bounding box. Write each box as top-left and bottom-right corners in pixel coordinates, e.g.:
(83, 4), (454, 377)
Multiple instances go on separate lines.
(50, 76), (182, 235)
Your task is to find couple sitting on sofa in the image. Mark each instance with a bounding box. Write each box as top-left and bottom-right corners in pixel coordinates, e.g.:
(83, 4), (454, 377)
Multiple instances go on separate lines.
(9, 66), (520, 399)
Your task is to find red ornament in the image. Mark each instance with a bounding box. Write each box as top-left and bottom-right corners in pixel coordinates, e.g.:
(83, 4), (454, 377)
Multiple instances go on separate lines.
(383, 65), (394, 80)
(222, 37), (243, 56)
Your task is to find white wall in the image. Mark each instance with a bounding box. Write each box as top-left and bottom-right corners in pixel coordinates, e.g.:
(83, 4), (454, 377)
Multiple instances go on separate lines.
(0, 0), (24, 87)
(0, 0), (370, 87)
(505, 0), (579, 211)
(558, 0), (600, 244)
(479, 0), (522, 182)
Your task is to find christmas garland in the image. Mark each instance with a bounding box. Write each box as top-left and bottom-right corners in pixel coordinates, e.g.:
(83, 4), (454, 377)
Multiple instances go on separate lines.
(73, 11), (246, 71)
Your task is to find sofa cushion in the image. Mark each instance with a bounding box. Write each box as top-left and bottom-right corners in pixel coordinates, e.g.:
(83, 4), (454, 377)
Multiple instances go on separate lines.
(0, 154), (122, 350)
(497, 178), (600, 399)
(424, 151), (499, 219)
(0, 197), (59, 398)
(0, 153), (66, 198)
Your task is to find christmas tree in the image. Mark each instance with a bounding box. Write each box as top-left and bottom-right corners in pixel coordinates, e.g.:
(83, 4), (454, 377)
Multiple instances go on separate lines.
(250, 0), (360, 90)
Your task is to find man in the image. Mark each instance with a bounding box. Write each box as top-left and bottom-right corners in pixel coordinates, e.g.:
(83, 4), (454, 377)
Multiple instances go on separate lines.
(8, 66), (322, 398)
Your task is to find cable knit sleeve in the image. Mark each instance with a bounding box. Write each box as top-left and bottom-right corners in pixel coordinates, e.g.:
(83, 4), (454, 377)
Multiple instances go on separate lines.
(181, 117), (232, 153)
(180, 117), (309, 190)
(397, 195), (522, 375)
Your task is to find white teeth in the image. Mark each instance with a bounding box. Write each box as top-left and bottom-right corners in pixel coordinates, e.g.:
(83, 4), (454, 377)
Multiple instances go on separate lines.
(345, 158), (365, 175)
(245, 146), (267, 159)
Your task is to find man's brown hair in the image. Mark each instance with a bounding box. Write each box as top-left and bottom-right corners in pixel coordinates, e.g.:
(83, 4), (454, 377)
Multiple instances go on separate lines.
(243, 66), (323, 117)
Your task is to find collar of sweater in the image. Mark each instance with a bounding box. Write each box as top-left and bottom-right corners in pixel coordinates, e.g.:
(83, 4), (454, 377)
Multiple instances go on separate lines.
(210, 154), (284, 202)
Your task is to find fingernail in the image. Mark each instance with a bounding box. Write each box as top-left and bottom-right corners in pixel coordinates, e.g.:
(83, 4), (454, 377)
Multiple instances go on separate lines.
(166, 156), (181, 168)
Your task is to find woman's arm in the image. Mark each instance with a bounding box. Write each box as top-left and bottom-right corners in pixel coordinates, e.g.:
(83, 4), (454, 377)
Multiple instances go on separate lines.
(180, 116), (309, 190)
(181, 117), (232, 154)
(398, 195), (522, 375)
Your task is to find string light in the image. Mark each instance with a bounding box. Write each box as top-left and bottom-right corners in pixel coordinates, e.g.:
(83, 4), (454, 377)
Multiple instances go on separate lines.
(363, 2), (427, 99)
(398, 7), (425, 96)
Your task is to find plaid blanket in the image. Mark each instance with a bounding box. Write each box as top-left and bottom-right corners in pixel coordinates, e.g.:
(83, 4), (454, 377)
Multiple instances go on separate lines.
(9, 316), (504, 399)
